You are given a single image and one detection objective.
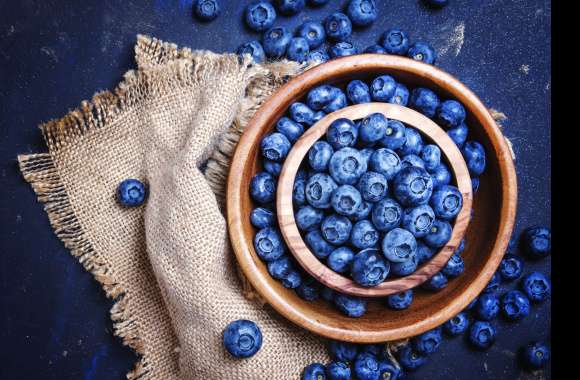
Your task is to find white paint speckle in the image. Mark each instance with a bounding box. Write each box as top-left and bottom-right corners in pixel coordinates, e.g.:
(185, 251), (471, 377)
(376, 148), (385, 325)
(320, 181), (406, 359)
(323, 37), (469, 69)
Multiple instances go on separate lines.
(520, 65), (530, 75)
(40, 47), (58, 63)
(437, 22), (465, 58)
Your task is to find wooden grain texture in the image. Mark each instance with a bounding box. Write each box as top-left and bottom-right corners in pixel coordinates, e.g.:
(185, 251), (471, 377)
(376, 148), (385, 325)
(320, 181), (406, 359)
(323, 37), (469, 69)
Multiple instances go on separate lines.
(277, 103), (472, 297)
(226, 54), (517, 343)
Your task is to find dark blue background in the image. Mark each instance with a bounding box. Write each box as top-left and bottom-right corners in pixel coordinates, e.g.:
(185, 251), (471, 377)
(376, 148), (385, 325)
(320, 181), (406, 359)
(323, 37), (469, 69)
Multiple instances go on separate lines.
(0, 1), (551, 379)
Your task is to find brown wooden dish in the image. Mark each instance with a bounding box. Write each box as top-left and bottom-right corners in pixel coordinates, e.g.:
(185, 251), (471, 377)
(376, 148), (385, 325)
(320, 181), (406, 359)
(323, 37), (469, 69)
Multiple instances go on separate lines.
(227, 54), (517, 343)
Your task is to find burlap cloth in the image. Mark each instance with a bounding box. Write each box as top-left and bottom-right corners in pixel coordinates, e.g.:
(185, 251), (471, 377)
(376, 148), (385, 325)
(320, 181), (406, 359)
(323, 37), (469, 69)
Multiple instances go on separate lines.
(18, 35), (329, 379)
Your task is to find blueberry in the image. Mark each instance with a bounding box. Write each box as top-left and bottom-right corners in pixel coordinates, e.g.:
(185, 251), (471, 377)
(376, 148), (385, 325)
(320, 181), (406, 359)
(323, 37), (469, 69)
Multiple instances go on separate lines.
(276, 116), (305, 143)
(267, 255), (293, 279)
(475, 293), (500, 321)
(369, 148), (402, 180)
(455, 238), (466, 255)
(410, 88), (440, 118)
(402, 204), (435, 238)
(263, 26), (293, 59)
(520, 341), (550, 369)
(379, 120), (407, 150)
(324, 90), (348, 113)
(352, 200), (373, 221)
(328, 246), (356, 274)
(296, 205), (325, 231)
(308, 49), (331, 64)
(276, 0), (305, 14)
(465, 297), (478, 311)
(360, 344), (383, 358)
(193, 0), (220, 21)
(441, 253), (464, 277)
(330, 41), (359, 58)
(223, 320), (262, 358)
(245, 1), (276, 32)
(305, 173), (338, 209)
(372, 198), (403, 231)
(293, 177), (307, 207)
(468, 321), (496, 349)
(346, 80), (371, 104)
(447, 122), (469, 148)
(471, 177), (480, 193)
(261, 132), (291, 161)
(282, 270), (303, 288)
(430, 163), (452, 188)
(391, 253), (418, 276)
(321, 214), (353, 245)
(305, 230), (335, 259)
(326, 361), (351, 380)
(379, 28), (410, 55)
(297, 169), (309, 181)
(312, 110), (327, 124)
(290, 102), (316, 126)
(237, 40), (266, 64)
(386, 289), (413, 310)
(461, 141), (487, 176)
(326, 118), (358, 149)
(309, 141), (334, 171)
(370, 75), (397, 102)
(357, 172), (388, 202)
(364, 44), (387, 54)
(350, 220), (380, 249)
(422, 271), (448, 291)
(393, 166), (434, 207)
(407, 42), (437, 64)
(307, 85), (341, 111)
(287, 37), (310, 63)
(397, 346), (427, 371)
(382, 227), (417, 262)
(254, 227), (285, 261)
(430, 185), (463, 220)
(437, 100), (466, 128)
(501, 290), (530, 321)
(117, 179), (147, 207)
(329, 148), (367, 185)
(302, 363), (327, 380)
(353, 352), (381, 380)
(296, 276), (321, 301)
(416, 241), (435, 264)
(420, 145), (441, 171)
(425, 220), (453, 248)
(360, 113), (388, 143)
(423, 0), (449, 8)
(325, 12), (353, 42)
(483, 272), (501, 293)
(329, 340), (359, 362)
(397, 128), (424, 156)
(297, 21), (326, 49)
(351, 248), (389, 286)
(522, 226), (551, 259)
(499, 254), (524, 281)
(346, 0), (378, 27)
(250, 172), (276, 204)
(378, 361), (401, 379)
(263, 158), (282, 176)
(443, 312), (469, 336)
(331, 185), (363, 217)
(389, 83), (410, 106)
(520, 272), (551, 302)
(321, 286), (335, 302)
(333, 293), (367, 317)
(250, 207), (275, 229)
(412, 327), (443, 355)
(400, 154), (426, 170)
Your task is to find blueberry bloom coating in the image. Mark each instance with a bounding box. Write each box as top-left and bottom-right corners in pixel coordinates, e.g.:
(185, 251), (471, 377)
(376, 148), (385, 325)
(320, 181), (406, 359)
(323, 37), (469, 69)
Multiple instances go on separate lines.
(282, 270), (303, 288)
(402, 204), (436, 238)
(329, 340), (359, 362)
(468, 321), (496, 349)
(499, 254), (524, 281)
(245, 1), (276, 32)
(263, 159), (282, 177)
(296, 276), (321, 301)
(352, 200), (373, 221)
(346, 0), (378, 27)
(276, 0), (305, 15)
(412, 327), (443, 355)
(287, 37), (310, 63)
(350, 220), (380, 249)
(357, 171), (388, 202)
(351, 248), (389, 286)
(253, 227), (285, 261)
(296, 205), (325, 231)
(326, 361), (351, 380)
(443, 312), (470, 336)
(308, 49), (331, 64)
(447, 122), (469, 148)
(223, 319), (262, 358)
(329, 148), (367, 185)
(407, 41), (437, 64)
(389, 83), (410, 106)
(302, 363), (327, 380)
(379, 28), (410, 55)
(346, 80), (371, 104)
(321, 214), (353, 245)
(379, 120), (407, 150)
(501, 290), (530, 321)
(372, 198), (403, 231)
(328, 246), (356, 274)
(309, 141), (334, 171)
(421, 144), (441, 171)
(305, 173), (338, 209)
(437, 100), (466, 128)
(117, 179), (147, 207)
(250, 172), (276, 204)
(370, 75), (397, 101)
(520, 271), (551, 302)
(422, 271), (448, 291)
(331, 185), (363, 216)
(237, 40), (266, 63)
(353, 352), (381, 380)
(330, 41), (359, 58)
(360, 113), (388, 143)
(267, 255), (293, 279)
(333, 293), (367, 317)
(462, 140), (487, 176)
(305, 230), (335, 259)
(307, 85), (342, 111)
(430, 163), (452, 188)
(475, 293), (500, 321)
(522, 225), (551, 258)
(325, 12), (353, 42)
(293, 177), (307, 207)
(391, 253), (418, 276)
(400, 154), (426, 170)
(297, 21), (326, 49)
(364, 44), (387, 54)
(193, 0), (221, 21)
(386, 289), (413, 310)
(424, 219), (452, 248)
(393, 166), (434, 206)
(261, 132), (291, 161)
(430, 185), (463, 220)
(369, 148), (401, 180)
(382, 227), (417, 262)
(416, 241), (435, 264)
(396, 346), (427, 371)
(276, 116), (304, 143)
(410, 88), (440, 118)
(441, 253), (465, 277)
(262, 26), (293, 58)
(521, 341), (550, 369)
(483, 272), (501, 293)
(397, 127), (424, 156)
(326, 118), (358, 150)
(250, 207), (275, 229)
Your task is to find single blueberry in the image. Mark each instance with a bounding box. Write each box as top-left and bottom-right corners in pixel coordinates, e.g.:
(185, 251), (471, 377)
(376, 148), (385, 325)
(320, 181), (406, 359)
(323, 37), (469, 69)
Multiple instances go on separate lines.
(382, 227), (417, 262)
(400, 154), (426, 170)
(254, 227), (285, 261)
(326, 118), (358, 150)
(321, 214), (353, 245)
(333, 293), (367, 317)
(421, 144), (441, 171)
(468, 321), (496, 350)
(410, 87), (440, 118)
(379, 120), (407, 150)
(309, 141), (334, 171)
(424, 219), (452, 248)
(305, 230), (335, 259)
(402, 204), (436, 238)
(364, 44), (387, 54)
(237, 40), (266, 64)
(386, 289), (413, 310)
(329, 340), (359, 362)
(416, 241), (435, 264)
(437, 100), (466, 128)
(483, 272), (501, 293)
(250, 207), (275, 229)
(360, 113), (389, 143)
(117, 179), (147, 207)
(351, 248), (389, 286)
(389, 83), (410, 106)
(397, 345), (427, 371)
(193, 0), (220, 21)
(250, 172), (276, 204)
(305, 173), (338, 209)
(308, 49), (331, 64)
(397, 128), (424, 156)
(501, 290), (531, 321)
(369, 148), (402, 180)
(520, 272), (551, 302)
(430, 163), (452, 188)
(391, 253), (418, 276)
(350, 220), (380, 249)
(276, 116), (304, 143)
(223, 319), (262, 358)
(520, 341), (550, 369)
(296, 276), (321, 301)
(262, 26), (293, 59)
(297, 21), (326, 49)
(325, 12), (353, 42)
(331, 185), (363, 217)
(346, 0), (378, 27)
(422, 271), (448, 291)
(499, 254), (524, 281)
(328, 246), (356, 274)
(296, 205), (325, 231)
(329, 147), (367, 185)
(393, 166), (434, 207)
(372, 198), (403, 231)
(330, 41), (359, 58)
(282, 270), (303, 288)
(357, 171), (388, 202)
(353, 352), (381, 380)
(447, 122), (469, 148)
(407, 42), (437, 64)
(290, 102), (316, 126)
(302, 363), (327, 380)
(245, 1), (276, 32)
(462, 141), (487, 176)
(293, 177), (307, 207)
(430, 185), (463, 220)
(287, 37), (310, 63)
(326, 361), (351, 380)
(307, 85), (342, 111)
(412, 327), (443, 355)
(443, 312), (470, 336)
(276, 0), (305, 15)
(261, 132), (291, 161)
(346, 80), (371, 104)
(378, 360), (402, 379)
(267, 255), (293, 279)
(370, 75), (397, 102)
(379, 28), (410, 55)
(475, 293), (500, 321)
(441, 253), (465, 277)
(522, 226), (551, 259)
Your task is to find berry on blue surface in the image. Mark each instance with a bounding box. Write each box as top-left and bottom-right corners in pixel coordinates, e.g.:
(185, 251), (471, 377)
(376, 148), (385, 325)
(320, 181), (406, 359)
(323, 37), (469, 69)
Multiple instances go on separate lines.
(330, 41), (359, 58)
(393, 166), (434, 207)
(468, 321), (496, 349)
(117, 179), (147, 207)
(329, 147), (368, 185)
(346, 0), (378, 27)
(443, 312), (470, 336)
(370, 75), (397, 102)
(245, 1), (276, 32)
(276, 0), (305, 15)
(396, 345), (427, 371)
(369, 148), (402, 180)
(475, 293), (500, 321)
(501, 290), (531, 321)
(402, 204), (436, 238)
(412, 327), (443, 355)
(237, 40), (266, 64)
(250, 172), (276, 204)
(382, 227), (417, 262)
(380, 28), (410, 55)
(193, 0), (220, 21)
(287, 37), (310, 63)
(253, 227), (285, 261)
(520, 341), (550, 370)
(386, 289), (413, 310)
(351, 248), (389, 286)
(346, 80), (371, 104)
(261, 132), (291, 161)
(407, 42), (437, 64)
(262, 26), (293, 59)
(325, 12), (353, 42)
(321, 214), (353, 245)
(499, 254), (524, 281)
(276, 116), (304, 143)
(520, 271), (551, 302)
(328, 246), (356, 274)
(333, 293), (367, 317)
(298, 21), (326, 49)
(250, 207), (275, 229)
(223, 319), (262, 358)
(522, 225), (551, 259)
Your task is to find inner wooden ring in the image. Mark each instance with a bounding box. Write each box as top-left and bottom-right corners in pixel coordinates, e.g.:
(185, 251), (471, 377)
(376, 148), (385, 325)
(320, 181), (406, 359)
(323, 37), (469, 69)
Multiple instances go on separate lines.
(277, 103), (473, 297)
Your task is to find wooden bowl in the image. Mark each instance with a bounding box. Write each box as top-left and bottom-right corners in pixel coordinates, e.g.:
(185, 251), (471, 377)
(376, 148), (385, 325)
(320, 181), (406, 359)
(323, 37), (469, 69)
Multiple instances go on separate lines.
(277, 103), (472, 297)
(227, 54), (517, 343)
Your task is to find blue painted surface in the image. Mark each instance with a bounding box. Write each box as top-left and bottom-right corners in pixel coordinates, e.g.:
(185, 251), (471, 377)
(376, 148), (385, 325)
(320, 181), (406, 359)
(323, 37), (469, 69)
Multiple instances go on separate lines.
(0, 1), (550, 379)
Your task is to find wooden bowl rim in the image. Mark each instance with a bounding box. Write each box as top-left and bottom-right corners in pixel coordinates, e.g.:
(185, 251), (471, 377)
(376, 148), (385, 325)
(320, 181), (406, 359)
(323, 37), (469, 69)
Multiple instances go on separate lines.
(227, 54), (517, 342)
